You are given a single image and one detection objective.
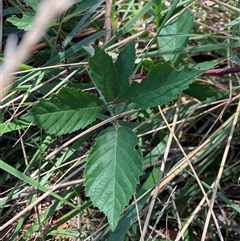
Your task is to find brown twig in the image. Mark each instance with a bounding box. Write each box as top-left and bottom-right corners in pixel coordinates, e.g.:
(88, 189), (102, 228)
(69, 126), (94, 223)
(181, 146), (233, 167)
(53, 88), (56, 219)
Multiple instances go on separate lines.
(104, 0), (112, 42)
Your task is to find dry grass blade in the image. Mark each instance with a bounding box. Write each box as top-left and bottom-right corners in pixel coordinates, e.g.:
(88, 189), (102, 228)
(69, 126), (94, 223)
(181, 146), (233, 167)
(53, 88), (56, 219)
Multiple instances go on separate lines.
(210, 0), (240, 13)
(140, 100), (180, 241)
(201, 97), (240, 240)
(104, 0), (112, 42)
(0, 164), (84, 232)
(173, 112), (236, 241)
(0, 0), (74, 102)
(147, 108), (237, 240)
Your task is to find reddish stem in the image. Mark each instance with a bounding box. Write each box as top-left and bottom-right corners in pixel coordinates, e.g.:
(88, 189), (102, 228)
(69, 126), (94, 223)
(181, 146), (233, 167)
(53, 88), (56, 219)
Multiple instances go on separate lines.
(202, 66), (240, 76)
(66, 66), (240, 82)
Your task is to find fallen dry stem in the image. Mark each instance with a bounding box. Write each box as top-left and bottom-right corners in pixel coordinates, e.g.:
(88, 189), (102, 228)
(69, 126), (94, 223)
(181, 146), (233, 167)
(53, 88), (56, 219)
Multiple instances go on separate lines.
(0, 0), (74, 101)
(140, 100), (180, 241)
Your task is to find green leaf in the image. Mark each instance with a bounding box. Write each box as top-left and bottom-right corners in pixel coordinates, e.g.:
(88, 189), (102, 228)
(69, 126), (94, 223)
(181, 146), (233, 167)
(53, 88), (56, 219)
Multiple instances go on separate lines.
(7, 8), (57, 31)
(114, 40), (135, 99)
(0, 56), (34, 70)
(63, 0), (101, 23)
(0, 120), (29, 134)
(84, 126), (143, 230)
(188, 60), (216, 70)
(141, 59), (154, 72)
(158, 9), (194, 62)
(183, 83), (220, 101)
(126, 62), (211, 109)
(25, 0), (40, 11)
(0, 113), (3, 123)
(23, 87), (102, 135)
(154, 0), (162, 29)
(223, 16), (240, 29)
(8, 13), (34, 31)
(88, 47), (118, 102)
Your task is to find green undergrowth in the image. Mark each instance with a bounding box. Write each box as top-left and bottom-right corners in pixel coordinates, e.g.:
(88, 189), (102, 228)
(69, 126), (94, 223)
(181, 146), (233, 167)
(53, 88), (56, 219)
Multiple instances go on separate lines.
(1, 0), (240, 240)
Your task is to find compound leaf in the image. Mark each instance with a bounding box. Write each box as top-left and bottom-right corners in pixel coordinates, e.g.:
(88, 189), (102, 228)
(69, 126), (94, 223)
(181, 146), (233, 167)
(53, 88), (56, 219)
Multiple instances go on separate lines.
(23, 87), (102, 135)
(84, 126), (142, 230)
